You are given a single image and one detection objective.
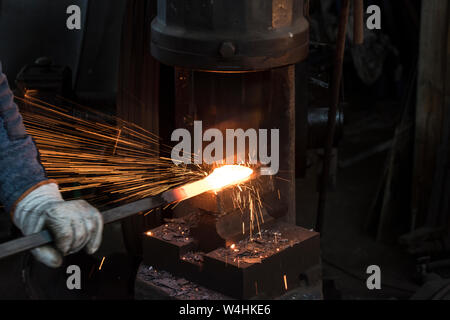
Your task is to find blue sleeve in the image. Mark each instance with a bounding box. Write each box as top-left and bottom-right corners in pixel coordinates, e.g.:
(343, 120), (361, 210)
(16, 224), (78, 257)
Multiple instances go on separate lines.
(0, 62), (48, 213)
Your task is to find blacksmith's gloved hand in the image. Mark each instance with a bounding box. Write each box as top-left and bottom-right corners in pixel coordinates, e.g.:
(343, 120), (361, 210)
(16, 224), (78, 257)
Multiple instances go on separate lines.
(12, 183), (103, 268)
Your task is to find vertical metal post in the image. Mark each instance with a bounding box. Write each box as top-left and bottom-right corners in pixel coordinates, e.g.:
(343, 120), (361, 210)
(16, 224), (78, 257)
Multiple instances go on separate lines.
(316, 0), (351, 233)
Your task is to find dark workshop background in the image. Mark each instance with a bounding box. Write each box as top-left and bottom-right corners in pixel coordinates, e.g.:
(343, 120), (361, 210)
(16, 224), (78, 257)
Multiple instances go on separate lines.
(1, 0), (449, 300)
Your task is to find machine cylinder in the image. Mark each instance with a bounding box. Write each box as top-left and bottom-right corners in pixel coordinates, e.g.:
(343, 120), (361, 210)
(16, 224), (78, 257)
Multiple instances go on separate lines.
(151, 0), (309, 71)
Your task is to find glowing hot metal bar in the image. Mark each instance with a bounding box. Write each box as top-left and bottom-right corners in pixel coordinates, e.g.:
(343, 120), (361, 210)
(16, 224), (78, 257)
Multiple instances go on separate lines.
(0, 165), (255, 260)
(164, 165), (254, 203)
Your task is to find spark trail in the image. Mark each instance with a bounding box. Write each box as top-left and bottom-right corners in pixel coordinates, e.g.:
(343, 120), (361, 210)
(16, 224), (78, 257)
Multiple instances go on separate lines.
(16, 92), (204, 208)
(16, 92), (272, 239)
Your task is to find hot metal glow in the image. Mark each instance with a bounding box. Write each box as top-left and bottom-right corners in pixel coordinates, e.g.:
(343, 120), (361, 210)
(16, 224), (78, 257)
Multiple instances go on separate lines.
(205, 165), (253, 191)
(171, 165), (253, 201)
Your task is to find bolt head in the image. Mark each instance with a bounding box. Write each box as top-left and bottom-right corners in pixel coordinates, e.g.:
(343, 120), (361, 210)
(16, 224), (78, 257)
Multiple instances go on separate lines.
(219, 42), (236, 58)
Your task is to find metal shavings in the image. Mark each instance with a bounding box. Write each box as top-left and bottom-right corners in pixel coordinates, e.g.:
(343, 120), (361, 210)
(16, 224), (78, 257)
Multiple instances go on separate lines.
(138, 267), (228, 300)
(213, 229), (290, 264)
(181, 252), (204, 264)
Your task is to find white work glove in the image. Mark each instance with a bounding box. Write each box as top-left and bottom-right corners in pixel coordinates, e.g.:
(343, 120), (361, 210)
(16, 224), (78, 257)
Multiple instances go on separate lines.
(13, 183), (103, 268)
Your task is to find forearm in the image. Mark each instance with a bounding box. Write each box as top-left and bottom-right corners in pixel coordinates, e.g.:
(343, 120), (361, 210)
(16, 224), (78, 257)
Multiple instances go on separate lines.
(0, 62), (49, 214)
(0, 64), (103, 268)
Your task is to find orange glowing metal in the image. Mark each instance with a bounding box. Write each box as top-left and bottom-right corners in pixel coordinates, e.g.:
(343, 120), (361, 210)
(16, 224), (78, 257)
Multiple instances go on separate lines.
(168, 165), (253, 202)
(205, 165), (253, 190)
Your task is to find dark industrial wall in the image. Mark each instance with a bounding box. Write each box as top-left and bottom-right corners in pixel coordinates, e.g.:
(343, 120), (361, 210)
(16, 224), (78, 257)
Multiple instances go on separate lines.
(0, 0), (126, 102)
(75, 0), (126, 102)
(0, 0), (88, 83)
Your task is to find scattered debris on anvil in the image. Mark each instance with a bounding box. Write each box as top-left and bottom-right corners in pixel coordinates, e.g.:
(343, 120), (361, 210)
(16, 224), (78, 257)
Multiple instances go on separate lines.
(181, 251), (205, 264)
(148, 215), (293, 266)
(148, 215), (198, 243)
(212, 229), (293, 265)
(138, 266), (229, 300)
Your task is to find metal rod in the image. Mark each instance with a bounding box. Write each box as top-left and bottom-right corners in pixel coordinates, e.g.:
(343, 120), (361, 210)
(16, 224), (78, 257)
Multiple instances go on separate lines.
(0, 193), (169, 260)
(0, 164), (258, 260)
(316, 0), (351, 233)
(354, 0), (364, 45)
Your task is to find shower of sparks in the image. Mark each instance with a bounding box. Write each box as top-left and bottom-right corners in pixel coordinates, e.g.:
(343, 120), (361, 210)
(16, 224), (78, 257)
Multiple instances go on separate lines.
(229, 169), (274, 241)
(99, 256), (106, 271)
(283, 274), (288, 291)
(16, 92), (204, 208)
(15, 92), (276, 240)
(196, 161), (273, 241)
